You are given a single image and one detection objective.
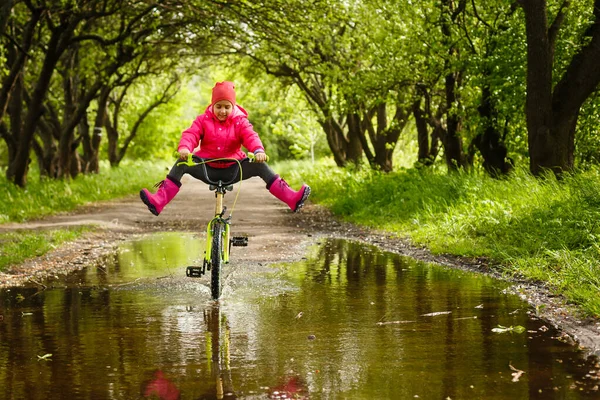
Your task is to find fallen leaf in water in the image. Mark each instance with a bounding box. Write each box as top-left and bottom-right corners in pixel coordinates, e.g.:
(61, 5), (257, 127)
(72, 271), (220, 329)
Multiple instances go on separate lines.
(376, 320), (416, 325)
(421, 311), (452, 317)
(509, 363), (525, 382)
(492, 325), (526, 334)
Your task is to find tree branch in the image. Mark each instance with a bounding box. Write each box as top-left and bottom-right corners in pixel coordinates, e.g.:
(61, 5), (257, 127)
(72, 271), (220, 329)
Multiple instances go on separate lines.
(548, 0), (569, 51)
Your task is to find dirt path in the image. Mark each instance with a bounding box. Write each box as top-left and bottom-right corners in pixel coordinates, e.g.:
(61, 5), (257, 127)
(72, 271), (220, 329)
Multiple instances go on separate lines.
(1, 176), (600, 358)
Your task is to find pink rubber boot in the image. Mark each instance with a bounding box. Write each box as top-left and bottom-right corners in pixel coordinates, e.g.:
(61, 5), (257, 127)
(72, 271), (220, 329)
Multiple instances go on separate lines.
(140, 176), (181, 216)
(268, 176), (311, 212)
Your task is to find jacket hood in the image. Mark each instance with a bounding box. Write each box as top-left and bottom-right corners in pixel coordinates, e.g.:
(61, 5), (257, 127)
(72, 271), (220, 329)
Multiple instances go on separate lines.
(206, 104), (248, 122)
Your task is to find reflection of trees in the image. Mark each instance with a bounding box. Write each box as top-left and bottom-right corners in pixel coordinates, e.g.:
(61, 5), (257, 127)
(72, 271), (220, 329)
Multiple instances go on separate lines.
(0, 238), (596, 398)
(272, 238), (571, 398)
(0, 286), (203, 399)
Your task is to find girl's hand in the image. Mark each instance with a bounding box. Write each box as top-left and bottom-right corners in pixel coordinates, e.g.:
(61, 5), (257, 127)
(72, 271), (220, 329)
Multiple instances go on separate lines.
(254, 152), (268, 163)
(178, 149), (190, 159)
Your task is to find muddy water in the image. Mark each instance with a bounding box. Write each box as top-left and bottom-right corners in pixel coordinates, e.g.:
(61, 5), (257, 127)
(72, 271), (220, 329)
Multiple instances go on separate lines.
(1, 234), (599, 399)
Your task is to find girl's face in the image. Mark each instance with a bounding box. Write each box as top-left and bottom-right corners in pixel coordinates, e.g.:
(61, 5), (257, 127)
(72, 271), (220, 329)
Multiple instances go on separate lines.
(214, 100), (233, 121)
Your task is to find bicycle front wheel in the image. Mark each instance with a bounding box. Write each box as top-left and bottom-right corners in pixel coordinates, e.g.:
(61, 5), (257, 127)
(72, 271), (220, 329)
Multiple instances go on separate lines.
(210, 221), (224, 299)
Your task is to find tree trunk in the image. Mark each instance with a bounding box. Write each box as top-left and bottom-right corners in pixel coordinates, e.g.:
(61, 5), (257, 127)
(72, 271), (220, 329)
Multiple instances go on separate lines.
(520, 0), (555, 175)
(345, 122), (363, 165)
(0, 0), (12, 38)
(521, 0), (600, 175)
(35, 114), (59, 177)
(473, 86), (513, 176)
(319, 117), (347, 167)
(82, 86), (109, 173)
(56, 49), (78, 179)
(413, 99), (431, 164)
(350, 112), (374, 166)
(5, 71), (24, 180)
(0, 6), (40, 122)
(439, 0), (466, 172)
(443, 72), (464, 171)
(10, 22), (73, 186)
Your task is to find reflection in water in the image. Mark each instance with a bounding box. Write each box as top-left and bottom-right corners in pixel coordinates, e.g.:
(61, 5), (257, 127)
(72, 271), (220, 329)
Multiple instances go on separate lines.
(0, 236), (598, 399)
(143, 370), (180, 400)
(141, 305), (237, 400)
(200, 305), (236, 399)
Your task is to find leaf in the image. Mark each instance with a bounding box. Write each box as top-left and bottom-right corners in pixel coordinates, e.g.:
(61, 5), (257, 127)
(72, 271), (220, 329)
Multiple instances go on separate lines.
(492, 325), (526, 334)
(509, 363), (525, 382)
(376, 320), (416, 325)
(421, 311), (452, 317)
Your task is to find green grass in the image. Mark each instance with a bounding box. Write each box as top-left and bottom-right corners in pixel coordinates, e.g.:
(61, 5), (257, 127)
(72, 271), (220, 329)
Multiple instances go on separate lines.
(283, 159), (600, 317)
(0, 160), (167, 223)
(0, 228), (91, 270)
(0, 160), (167, 272)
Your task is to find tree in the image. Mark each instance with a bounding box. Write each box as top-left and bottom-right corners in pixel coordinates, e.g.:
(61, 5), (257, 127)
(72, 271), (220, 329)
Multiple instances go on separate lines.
(1, 0), (220, 185)
(217, 0), (421, 171)
(519, 0), (600, 176)
(104, 74), (180, 166)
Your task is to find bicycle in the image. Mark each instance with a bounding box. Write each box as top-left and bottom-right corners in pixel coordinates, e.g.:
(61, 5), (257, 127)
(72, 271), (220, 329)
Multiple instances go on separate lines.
(179, 153), (259, 299)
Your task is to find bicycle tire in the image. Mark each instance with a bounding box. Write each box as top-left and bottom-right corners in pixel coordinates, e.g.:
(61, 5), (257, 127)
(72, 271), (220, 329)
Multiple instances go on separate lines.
(210, 221), (224, 299)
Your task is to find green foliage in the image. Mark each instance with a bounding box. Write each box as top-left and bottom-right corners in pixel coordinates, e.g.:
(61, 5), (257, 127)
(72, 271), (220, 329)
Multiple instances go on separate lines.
(118, 76), (196, 160)
(291, 160), (600, 316)
(575, 92), (600, 168)
(238, 76), (327, 161)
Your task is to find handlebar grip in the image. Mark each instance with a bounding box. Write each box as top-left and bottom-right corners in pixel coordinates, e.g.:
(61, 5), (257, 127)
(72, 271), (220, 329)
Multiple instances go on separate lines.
(248, 152), (269, 162)
(176, 152), (195, 167)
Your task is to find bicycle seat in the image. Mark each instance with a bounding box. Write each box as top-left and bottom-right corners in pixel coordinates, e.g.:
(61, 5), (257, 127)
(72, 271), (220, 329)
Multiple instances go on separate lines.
(209, 183), (234, 192)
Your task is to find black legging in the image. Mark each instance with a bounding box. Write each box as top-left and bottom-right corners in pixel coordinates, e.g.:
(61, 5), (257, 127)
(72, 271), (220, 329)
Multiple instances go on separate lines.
(167, 156), (278, 188)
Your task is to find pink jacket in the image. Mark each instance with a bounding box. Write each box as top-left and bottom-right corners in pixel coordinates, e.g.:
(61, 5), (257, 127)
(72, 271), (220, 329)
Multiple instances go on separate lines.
(178, 105), (264, 167)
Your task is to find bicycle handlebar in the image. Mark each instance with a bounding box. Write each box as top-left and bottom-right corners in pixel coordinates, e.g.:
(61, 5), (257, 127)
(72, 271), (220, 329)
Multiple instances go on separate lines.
(175, 152), (269, 187)
(175, 152), (268, 167)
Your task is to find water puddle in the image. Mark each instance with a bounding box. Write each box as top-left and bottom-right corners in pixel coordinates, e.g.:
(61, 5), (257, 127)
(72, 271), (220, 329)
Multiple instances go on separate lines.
(1, 235), (599, 399)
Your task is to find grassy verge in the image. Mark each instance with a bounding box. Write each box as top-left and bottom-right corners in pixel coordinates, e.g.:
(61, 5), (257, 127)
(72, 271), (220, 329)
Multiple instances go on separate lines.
(0, 160), (166, 272)
(0, 228), (91, 270)
(0, 160), (166, 223)
(282, 159), (600, 317)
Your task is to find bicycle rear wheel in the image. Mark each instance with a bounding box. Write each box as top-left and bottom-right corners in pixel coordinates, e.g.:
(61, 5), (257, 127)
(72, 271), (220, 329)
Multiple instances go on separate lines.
(210, 221), (224, 299)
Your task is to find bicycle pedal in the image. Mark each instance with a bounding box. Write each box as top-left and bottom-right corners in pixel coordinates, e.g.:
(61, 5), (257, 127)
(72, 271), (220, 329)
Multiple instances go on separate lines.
(231, 236), (248, 247)
(186, 266), (204, 277)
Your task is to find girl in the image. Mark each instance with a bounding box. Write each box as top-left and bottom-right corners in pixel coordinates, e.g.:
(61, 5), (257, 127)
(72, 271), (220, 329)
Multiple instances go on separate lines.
(140, 81), (310, 216)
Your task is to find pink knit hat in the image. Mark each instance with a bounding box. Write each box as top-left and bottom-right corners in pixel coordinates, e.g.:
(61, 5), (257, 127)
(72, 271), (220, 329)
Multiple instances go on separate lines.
(211, 81), (236, 106)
